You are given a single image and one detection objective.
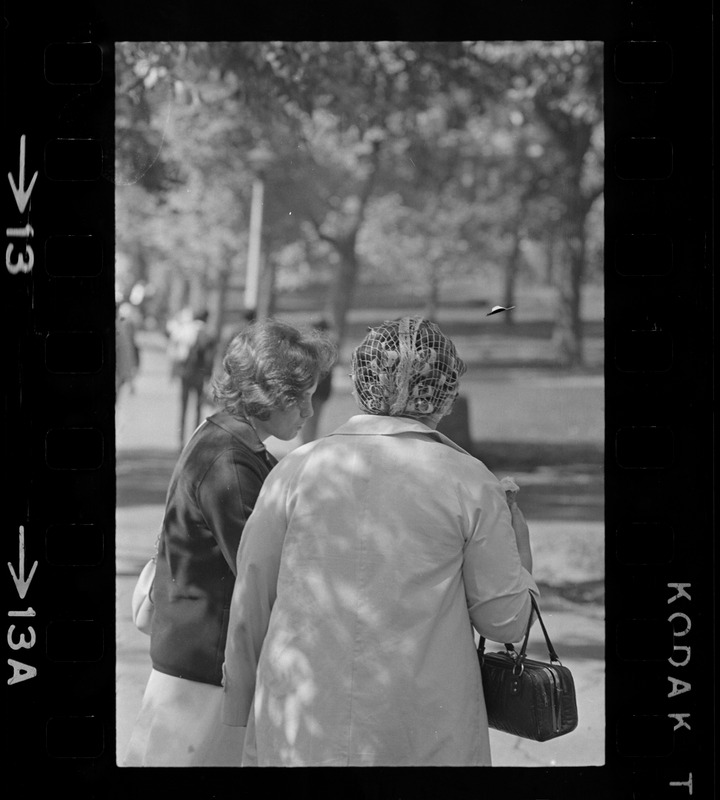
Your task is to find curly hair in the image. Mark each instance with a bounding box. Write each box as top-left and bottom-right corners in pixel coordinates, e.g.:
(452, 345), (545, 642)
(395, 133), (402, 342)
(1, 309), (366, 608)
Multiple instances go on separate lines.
(212, 318), (337, 420)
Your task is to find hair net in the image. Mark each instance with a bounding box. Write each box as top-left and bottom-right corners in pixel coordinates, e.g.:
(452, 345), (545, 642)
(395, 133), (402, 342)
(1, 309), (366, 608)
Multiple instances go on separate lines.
(351, 317), (467, 420)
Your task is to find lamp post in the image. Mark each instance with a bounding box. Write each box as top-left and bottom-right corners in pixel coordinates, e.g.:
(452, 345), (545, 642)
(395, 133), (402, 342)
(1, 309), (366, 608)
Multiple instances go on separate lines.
(243, 145), (275, 316)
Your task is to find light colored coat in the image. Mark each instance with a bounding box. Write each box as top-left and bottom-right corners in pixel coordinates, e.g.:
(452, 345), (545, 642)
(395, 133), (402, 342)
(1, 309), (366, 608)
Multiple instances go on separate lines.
(222, 414), (539, 766)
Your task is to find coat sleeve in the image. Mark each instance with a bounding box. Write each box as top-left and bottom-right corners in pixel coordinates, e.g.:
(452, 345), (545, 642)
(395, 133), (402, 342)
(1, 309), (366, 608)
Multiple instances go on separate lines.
(462, 478), (540, 644)
(195, 448), (270, 575)
(222, 470), (288, 727)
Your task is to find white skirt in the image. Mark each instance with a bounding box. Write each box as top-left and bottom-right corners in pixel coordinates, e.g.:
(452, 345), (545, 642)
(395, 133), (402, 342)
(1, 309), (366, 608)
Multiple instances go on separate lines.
(123, 669), (245, 767)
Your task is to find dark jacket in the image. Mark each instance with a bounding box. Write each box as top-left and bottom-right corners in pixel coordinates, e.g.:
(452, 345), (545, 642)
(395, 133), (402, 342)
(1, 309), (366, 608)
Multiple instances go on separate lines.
(150, 412), (278, 685)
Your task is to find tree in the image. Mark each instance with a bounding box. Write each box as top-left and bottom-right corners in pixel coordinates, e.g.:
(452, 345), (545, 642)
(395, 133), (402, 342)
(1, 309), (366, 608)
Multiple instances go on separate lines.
(471, 41), (604, 365)
(115, 41), (603, 362)
(251, 41), (502, 344)
(117, 42), (505, 346)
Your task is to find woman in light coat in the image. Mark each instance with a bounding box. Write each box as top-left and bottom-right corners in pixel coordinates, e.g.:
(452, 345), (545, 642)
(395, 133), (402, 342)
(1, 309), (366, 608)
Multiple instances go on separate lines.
(222, 317), (538, 766)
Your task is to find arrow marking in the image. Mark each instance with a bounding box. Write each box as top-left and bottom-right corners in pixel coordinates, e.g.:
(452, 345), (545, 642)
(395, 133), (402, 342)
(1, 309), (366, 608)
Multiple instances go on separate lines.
(8, 136), (38, 215)
(8, 525), (38, 600)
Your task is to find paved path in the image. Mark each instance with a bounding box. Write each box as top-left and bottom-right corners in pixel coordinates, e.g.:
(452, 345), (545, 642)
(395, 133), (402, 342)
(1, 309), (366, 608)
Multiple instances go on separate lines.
(117, 331), (604, 454)
(115, 330), (605, 767)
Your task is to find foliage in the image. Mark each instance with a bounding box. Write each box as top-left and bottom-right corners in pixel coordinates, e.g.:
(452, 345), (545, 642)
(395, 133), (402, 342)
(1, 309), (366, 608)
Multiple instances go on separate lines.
(115, 40), (603, 363)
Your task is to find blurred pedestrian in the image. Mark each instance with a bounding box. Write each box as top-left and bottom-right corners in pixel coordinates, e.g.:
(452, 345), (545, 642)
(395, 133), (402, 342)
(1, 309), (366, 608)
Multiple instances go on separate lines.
(178, 310), (217, 448)
(166, 306), (197, 379)
(116, 301), (139, 401)
(123, 318), (336, 767)
(119, 300), (142, 370)
(167, 308), (218, 448)
(300, 317), (335, 443)
(222, 316), (538, 766)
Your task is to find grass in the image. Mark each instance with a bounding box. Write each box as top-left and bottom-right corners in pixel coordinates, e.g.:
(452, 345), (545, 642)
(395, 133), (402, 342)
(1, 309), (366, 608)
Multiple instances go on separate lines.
(269, 280), (605, 372)
(274, 278), (604, 321)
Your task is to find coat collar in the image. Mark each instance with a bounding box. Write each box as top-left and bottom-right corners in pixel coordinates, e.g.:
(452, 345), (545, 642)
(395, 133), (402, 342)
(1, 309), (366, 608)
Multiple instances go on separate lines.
(327, 414), (470, 455)
(206, 411), (267, 454)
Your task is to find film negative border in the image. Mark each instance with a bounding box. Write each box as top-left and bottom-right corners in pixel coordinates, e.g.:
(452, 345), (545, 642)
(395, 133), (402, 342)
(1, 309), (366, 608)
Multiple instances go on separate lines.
(604, 16), (714, 798)
(3, 13), (116, 785)
(3, 1), (714, 797)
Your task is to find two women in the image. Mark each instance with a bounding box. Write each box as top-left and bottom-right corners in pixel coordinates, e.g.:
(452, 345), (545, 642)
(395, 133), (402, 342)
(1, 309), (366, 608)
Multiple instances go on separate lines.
(221, 317), (538, 766)
(124, 319), (336, 766)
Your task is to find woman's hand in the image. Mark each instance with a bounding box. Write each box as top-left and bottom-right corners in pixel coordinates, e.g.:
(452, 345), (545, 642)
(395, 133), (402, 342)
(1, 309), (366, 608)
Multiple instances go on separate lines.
(500, 475), (520, 505)
(501, 476), (532, 573)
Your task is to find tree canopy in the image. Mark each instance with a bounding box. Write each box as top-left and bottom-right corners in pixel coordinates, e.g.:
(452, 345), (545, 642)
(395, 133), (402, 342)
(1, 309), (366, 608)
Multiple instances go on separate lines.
(116, 40), (603, 365)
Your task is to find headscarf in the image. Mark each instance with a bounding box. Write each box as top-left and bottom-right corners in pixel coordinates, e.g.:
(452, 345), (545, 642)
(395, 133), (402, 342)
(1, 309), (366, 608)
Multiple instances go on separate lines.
(350, 317), (467, 420)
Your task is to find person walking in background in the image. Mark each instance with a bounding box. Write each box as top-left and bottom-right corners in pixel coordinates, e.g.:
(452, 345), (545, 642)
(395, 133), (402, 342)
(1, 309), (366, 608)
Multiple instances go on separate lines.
(222, 316), (538, 766)
(167, 308), (218, 448)
(166, 306), (197, 377)
(116, 300), (139, 401)
(177, 310), (217, 448)
(119, 300), (142, 372)
(300, 317), (335, 443)
(123, 319), (336, 767)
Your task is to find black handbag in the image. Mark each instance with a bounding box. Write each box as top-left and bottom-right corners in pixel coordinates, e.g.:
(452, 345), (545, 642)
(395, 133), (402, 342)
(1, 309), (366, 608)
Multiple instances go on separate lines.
(478, 593), (578, 741)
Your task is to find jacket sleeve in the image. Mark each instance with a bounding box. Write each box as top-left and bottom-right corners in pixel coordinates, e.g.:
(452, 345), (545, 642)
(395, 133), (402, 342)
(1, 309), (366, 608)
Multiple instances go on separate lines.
(462, 479), (540, 643)
(195, 448), (270, 575)
(222, 470), (288, 727)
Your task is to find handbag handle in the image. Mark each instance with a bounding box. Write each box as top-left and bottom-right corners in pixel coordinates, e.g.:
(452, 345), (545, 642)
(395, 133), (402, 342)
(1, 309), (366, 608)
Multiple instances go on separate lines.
(478, 592), (562, 665)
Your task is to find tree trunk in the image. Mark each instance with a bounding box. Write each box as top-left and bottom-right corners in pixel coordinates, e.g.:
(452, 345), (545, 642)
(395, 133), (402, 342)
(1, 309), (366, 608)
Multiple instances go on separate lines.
(316, 139), (382, 354)
(423, 264), (440, 321)
(552, 220), (586, 368)
(256, 254), (277, 320)
(503, 230), (523, 327)
(545, 227), (559, 286)
(188, 269), (209, 315)
(168, 273), (189, 320)
(533, 94), (599, 369)
(211, 267), (231, 339)
(133, 242), (149, 284)
(325, 236), (360, 352)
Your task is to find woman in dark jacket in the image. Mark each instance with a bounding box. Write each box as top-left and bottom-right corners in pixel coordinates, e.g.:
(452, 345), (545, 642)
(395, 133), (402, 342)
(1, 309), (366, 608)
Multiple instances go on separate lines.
(124, 318), (336, 766)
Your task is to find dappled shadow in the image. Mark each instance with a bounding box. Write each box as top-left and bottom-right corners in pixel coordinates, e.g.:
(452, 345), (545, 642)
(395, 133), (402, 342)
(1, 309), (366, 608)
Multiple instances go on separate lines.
(117, 448), (178, 507)
(490, 637), (604, 664)
(548, 640), (604, 661)
(420, 318), (604, 340)
(517, 622), (606, 662)
(538, 579), (605, 605)
(117, 445), (604, 522)
(237, 433), (545, 765)
(470, 462), (604, 523)
(474, 440), (604, 468)
(508, 479), (604, 523)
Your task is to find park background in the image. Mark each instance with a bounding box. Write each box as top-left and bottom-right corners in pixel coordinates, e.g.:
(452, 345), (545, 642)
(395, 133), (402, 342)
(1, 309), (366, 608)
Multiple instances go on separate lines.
(114, 41), (605, 767)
